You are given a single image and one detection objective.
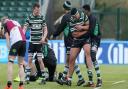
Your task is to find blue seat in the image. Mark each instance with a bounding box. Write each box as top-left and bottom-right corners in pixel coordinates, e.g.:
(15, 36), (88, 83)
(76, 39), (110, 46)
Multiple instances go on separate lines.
(9, 7), (16, 11)
(0, 7), (8, 11)
(10, 1), (16, 6)
(17, 2), (26, 7)
(17, 7), (26, 12)
(2, 2), (7, 6)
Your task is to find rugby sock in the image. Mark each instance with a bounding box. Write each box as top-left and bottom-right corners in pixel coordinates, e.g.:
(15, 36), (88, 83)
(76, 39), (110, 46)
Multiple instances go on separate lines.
(93, 61), (101, 79)
(91, 50), (101, 79)
(41, 70), (46, 80)
(25, 67), (31, 80)
(19, 81), (23, 86)
(62, 66), (69, 78)
(33, 72), (37, 77)
(7, 81), (12, 87)
(74, 64), (83, 80)
(87, 70), (93, 83)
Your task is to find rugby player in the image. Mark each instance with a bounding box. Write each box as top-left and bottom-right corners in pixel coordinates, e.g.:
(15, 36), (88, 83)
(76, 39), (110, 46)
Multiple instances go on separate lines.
(83, 4), (102, 87)
(66, 8), (93, 86)
(53, 1), (85, 86)
(2, 16), (26, 89)
(23, 3), (48, 84)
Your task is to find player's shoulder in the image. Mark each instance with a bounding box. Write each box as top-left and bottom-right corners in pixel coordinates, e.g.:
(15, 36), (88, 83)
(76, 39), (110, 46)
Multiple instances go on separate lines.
(90, 14), (96, 19)
(63, 12), (71, 21)
(89, 14), (97, 22)
(28, 14), (34, 18)
(39, 14), (45, 20)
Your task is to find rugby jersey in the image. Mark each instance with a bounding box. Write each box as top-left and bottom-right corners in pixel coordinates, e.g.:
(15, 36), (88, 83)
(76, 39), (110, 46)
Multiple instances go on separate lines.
(4, 20), (26, 46)
(69, 10), (89, 32)
(25, 14), (46, 44)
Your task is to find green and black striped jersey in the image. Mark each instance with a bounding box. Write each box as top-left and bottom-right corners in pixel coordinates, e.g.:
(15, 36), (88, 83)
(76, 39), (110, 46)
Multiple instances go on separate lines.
(25, 14), (46, 44)
(69, 10), (89, 32)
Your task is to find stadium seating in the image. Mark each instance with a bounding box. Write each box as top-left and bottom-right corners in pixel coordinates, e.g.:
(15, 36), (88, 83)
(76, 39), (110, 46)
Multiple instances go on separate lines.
(0, 0), (36, 25)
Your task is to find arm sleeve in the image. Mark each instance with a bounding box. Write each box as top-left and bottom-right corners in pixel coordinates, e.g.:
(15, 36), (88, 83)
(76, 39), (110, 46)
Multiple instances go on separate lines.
(84, 14), (89, 24)
(24, 16), (29, 26)
(53, 15), (67, 37)
(42, 16), (47, 27)
(90, 16), (97, 34)
(3, 24), (9, 34)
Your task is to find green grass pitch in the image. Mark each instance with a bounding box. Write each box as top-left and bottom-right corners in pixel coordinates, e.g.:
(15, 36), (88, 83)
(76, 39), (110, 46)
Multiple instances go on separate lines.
(0, 64), (128, 89)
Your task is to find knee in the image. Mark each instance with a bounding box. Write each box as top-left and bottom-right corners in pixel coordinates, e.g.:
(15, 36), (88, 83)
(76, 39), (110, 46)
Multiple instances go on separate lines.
(18, 63), (24, 68)
(37, 59), (43, 64)
(8, 58), (14, 63)
(85, 51), (91, 58)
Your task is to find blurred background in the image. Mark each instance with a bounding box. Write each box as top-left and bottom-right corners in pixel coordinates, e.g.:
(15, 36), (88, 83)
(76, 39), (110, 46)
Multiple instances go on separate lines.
(0, 1), (128, 89)
(0, 0), (128, 40)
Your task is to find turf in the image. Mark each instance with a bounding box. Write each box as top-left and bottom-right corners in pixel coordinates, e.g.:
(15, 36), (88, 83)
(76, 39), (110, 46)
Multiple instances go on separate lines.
(0, 64), (128, 89)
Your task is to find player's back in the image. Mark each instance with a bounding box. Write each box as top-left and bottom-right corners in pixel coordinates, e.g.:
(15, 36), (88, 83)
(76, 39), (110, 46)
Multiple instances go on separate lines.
(5, 20), (26, 45)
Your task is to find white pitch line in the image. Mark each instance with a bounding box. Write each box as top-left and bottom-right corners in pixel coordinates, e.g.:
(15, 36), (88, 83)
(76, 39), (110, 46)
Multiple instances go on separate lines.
(112, 80), (126, 85)
(94, 87), (101, 89)
(103, 81), (116, 83)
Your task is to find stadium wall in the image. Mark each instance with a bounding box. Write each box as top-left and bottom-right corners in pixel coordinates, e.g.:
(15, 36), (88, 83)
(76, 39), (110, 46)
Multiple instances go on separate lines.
(0, 39), (128, 64)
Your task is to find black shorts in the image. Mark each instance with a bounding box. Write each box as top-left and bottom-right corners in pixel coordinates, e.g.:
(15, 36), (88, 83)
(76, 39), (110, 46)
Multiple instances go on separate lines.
(64, 37), (73, 55)
(64, 36), (73, 47)
(71, 37), (90, 48)
(9, 41), (26, 57)
(91, 37), (101, 49)
(65, 46), (71, 55)
(28, 42), (42, 57)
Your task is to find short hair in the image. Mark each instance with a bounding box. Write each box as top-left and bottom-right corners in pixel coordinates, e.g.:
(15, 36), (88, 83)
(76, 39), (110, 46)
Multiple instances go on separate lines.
(70, 8), (78, 16)
(82, 4), (91, 11)
(33, 3), (40, 9)
(1, 16), (8, 23)
(63, 1), (71, 10)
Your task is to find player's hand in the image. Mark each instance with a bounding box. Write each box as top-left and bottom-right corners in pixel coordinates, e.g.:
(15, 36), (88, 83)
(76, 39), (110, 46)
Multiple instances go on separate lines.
(39, 38), (46, 44)
(75, 25), (83, 31)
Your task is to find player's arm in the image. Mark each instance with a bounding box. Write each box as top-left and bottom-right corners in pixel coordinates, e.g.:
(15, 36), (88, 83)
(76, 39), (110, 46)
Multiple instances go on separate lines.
(4, 24), (10, 50)
(41, 25), (48, 43)
(23, 24), (28, 33)
(72, 30), (87, 38)
(40, 16), (48, 43)
(23, 17), (29, 33)
(5, 32), (10, 50)
(90, 16), (97, 34)
(53, 15), (67, 37)
(75, 15), (89, 31)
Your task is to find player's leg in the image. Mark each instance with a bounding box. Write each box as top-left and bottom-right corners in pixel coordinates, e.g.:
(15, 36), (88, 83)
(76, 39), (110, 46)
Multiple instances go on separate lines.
(14, 60), (27, 82)
(91, 40), (102, 87)
(18, 56), (25, 89)
(17, 41), (26, 89)
(35, 58), (42, 77)
(28, 59), (38, 82)
(83, 41), (94, 87)
(74, 64), (85, 86)
(36, 44), (46, 84)
(58, 45), (85, 86)
(58, 47), (70, 81)
(47, 61), (56, 81)
(66, 47), (81, 86)
(25, 42), (34, 84)
(5, 56), (16, 89)
(44, 48), (57, 81)
(5, 42), (20, 89)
